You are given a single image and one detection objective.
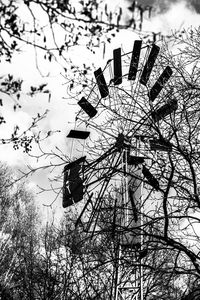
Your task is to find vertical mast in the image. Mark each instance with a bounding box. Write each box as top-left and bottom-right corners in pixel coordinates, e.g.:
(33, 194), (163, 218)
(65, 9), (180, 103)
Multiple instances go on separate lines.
(114, 143), (143, 300)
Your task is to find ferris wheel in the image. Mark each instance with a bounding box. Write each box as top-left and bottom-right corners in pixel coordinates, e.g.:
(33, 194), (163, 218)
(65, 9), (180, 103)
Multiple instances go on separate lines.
(63, 40), (175, 300)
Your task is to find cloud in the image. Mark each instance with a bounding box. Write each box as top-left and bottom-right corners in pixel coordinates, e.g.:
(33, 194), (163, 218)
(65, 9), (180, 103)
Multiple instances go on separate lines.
(128, 0), (200, 14)
(140, 1), (200, 34)
(191, 0), (200, 13)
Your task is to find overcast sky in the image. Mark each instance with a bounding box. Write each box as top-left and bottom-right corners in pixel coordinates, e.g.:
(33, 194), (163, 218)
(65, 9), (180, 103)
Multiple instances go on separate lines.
(133, 0), (200, 13)
(0, 0), (200, 220)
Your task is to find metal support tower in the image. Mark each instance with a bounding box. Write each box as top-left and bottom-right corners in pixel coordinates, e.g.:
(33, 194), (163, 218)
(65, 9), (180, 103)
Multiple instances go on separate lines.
(114, 146), (144, 300)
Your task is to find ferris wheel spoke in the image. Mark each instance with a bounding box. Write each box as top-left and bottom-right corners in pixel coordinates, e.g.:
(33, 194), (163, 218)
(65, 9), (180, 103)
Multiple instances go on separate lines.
(85, 176), (112, 235)
(85, 151), (122, 236)
(75, 192), (93, 228)
(84, 145), (117, 171)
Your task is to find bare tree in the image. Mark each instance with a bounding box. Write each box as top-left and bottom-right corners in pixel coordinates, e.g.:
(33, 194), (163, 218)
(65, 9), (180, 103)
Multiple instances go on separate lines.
(56, 28), (200, 298)
(0, 0), (159, 157)
(2, 4), (200, 298)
